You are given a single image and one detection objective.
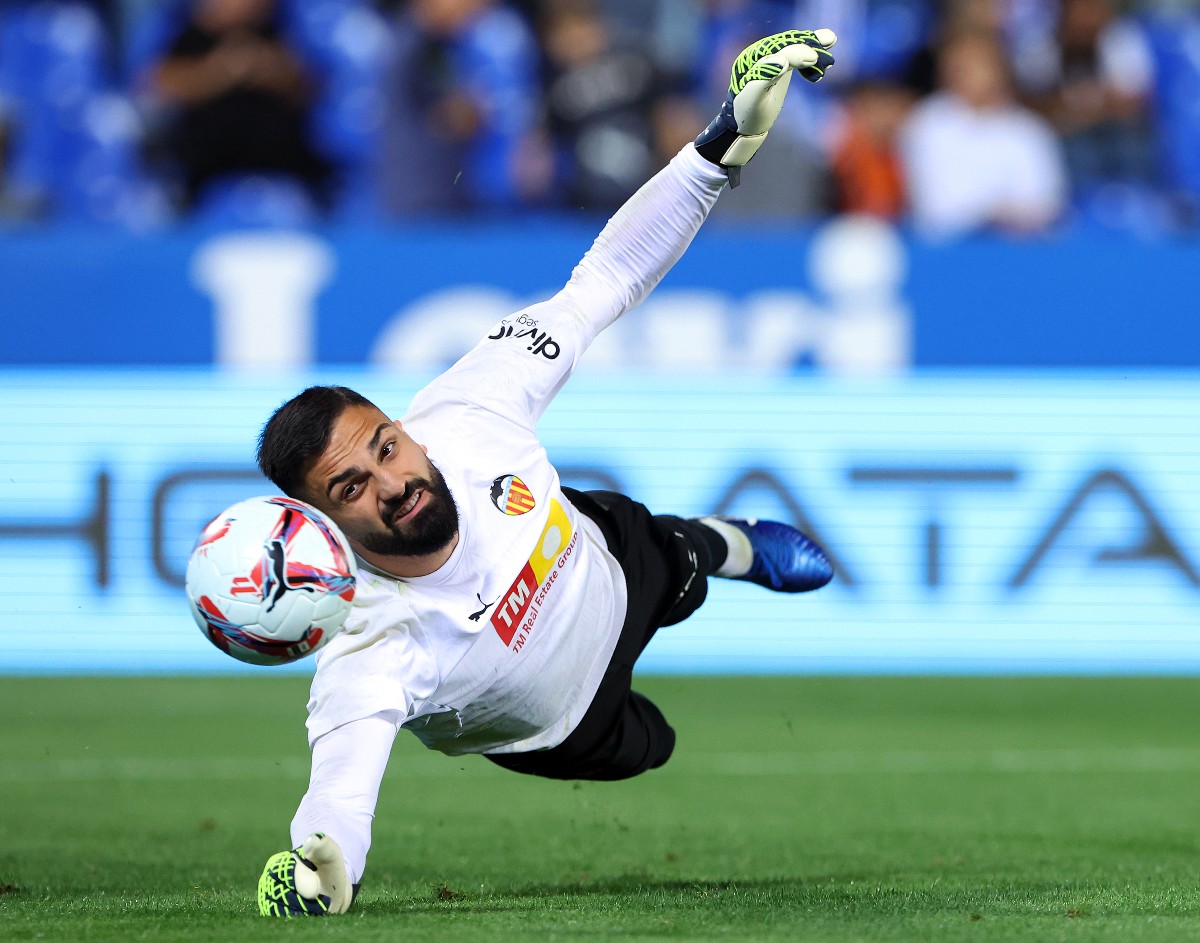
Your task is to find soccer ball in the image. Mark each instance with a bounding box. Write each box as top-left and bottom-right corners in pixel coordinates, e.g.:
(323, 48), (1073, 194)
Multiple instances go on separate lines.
(186, 496), (357, 666)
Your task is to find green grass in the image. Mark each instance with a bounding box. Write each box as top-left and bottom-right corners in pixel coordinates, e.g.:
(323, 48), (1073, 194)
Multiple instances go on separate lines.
(2, 676), (1200, 941)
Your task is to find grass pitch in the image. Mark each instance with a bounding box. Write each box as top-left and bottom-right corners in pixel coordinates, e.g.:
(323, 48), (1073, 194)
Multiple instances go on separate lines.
(2, 675), (1199, 942)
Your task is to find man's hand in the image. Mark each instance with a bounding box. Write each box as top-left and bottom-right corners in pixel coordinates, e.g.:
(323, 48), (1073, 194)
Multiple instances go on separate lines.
(695, 29), (837, 187)
(257, 832), (353, 917)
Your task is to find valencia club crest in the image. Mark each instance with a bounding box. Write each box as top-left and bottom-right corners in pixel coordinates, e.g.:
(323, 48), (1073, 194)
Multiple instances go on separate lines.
(490, 475), (536, 516)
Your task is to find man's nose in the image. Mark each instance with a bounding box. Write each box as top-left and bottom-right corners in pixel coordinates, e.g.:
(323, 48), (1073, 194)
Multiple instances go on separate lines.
(376, 471), (409, 505)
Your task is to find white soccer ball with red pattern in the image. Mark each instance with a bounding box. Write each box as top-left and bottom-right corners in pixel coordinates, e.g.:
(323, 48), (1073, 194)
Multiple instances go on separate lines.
(185, 496), (357, 666)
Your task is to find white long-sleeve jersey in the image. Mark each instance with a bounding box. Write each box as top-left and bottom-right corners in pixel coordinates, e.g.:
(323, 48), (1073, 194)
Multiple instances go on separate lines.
(290, 145), (728, 884)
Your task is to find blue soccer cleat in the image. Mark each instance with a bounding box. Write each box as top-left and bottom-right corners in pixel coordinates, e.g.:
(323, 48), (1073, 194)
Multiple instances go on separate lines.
(716, 518), (834, 593)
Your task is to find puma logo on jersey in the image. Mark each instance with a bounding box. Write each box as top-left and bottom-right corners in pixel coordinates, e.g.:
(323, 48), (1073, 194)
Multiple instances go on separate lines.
(468, 592), (497, 622)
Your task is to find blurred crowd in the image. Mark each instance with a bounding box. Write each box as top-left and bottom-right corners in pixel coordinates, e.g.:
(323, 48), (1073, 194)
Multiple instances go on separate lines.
(1, 0), (1199, 236)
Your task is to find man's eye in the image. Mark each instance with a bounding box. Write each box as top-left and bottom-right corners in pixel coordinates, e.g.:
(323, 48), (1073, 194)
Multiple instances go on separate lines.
(342, 483), (358, 501)
(381, 442), (393, 459)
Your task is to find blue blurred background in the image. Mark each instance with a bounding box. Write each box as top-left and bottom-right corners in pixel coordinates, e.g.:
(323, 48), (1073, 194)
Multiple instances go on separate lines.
(1, 0), (1198, 673)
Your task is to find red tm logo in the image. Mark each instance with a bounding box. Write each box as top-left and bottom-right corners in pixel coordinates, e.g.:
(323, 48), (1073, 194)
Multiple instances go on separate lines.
(490, 563), (535, 645)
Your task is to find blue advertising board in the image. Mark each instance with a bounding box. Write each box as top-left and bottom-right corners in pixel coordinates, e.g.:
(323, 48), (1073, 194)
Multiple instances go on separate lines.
(1, 370), (1197, 675)
(3, 222), (1199, 370)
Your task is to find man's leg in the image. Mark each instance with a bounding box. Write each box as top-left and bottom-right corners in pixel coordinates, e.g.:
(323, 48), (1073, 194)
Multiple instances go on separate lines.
(487, 687), (676, 782)
(486, 490), (832, 782)
(700, 516), (833, 593)
(487, 490), (722, 781)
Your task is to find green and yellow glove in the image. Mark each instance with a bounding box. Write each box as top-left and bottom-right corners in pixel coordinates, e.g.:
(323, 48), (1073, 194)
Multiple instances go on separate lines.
(258, 832), (353, 917)
(695, 29), (837, 187)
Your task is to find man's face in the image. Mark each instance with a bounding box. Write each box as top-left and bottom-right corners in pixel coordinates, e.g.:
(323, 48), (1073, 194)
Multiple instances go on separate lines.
(303, 404), (459, 559)
(941, 38), (1010, 110)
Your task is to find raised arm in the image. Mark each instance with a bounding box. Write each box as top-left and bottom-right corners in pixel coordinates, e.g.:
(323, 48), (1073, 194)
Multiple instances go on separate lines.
(409, 29), (837, 429)
(562, 28), (838, 334)
(552, 143), (729, 341)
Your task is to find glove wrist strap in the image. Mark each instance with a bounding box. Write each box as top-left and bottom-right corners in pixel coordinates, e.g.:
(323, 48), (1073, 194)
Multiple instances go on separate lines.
(694, 116), (744, 188)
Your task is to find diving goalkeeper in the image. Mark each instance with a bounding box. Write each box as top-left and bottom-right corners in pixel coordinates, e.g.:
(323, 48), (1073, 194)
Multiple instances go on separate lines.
(255, 28), (838, 916)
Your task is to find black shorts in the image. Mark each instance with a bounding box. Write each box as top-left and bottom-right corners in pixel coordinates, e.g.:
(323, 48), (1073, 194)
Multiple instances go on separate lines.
(485, 488), (718, 782)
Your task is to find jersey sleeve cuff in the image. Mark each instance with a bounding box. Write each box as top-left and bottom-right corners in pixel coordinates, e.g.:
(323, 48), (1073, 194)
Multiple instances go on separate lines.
(678, 143), (734, 190)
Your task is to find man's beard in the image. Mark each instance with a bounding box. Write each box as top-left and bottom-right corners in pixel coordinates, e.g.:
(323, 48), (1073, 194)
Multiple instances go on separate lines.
(360, 463), (459, 558)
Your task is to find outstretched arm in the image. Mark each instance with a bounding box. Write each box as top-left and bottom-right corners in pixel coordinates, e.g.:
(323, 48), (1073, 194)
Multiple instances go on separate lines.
(412, 28), (837, 428)
(554, 144), (729, 339)
(553, 28), (838, 338)
(259, 714), (399, 916)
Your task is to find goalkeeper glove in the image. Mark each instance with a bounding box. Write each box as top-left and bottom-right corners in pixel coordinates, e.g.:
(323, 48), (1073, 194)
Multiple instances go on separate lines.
(694, 29), (837, 187)
(257, 832), (353, 917)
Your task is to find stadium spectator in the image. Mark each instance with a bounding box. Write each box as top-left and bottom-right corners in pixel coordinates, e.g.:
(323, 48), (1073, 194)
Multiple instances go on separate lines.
(790, 0), (933, 86)
(538, 0), (660, 211)
(602, 0), (707, 86)
(149, 0), (333, 211)
(379, 0), (545, 215)
(901, 0), (1015, 98)
(0, 94), (13, 218)
(1024, 0), (1157, 195)
(830, 80), (912, 218)
(899, 30), (1067, 237)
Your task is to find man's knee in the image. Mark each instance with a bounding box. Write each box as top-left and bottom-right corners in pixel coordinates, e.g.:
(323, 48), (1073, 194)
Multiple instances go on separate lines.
(483, 691), (675, 782)
(653, 517), (712, 628)
(591, 691), (676, 780)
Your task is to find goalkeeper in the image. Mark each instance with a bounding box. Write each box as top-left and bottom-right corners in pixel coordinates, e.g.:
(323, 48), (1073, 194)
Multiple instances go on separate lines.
(256, 29), (837, 917)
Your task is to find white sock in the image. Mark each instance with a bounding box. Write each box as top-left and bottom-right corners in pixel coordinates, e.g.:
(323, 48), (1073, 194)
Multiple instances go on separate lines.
(699, 517), (755, 578)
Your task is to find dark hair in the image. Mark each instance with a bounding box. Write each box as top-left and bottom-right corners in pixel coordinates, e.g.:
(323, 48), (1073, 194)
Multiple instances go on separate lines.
(257, 385), (377, 497)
